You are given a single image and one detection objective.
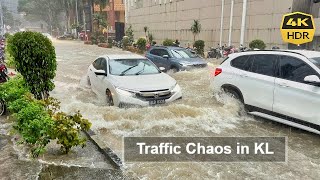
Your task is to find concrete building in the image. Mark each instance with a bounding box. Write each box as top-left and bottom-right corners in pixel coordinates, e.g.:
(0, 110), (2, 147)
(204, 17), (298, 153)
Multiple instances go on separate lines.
(125, 0), (319, 49)
(94, 0), (125, 30)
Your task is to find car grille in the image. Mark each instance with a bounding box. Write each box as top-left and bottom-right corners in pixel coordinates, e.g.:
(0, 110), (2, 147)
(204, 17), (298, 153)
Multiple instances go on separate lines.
(136, 89), (172, 101)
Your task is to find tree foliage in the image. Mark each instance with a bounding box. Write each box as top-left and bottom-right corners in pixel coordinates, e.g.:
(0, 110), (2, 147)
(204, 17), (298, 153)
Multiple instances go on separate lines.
(136, 38), (147, 51)
(125, 25), (134, 44)
(18, 0), (65, 30)
(0, 76), (91, 157)
(7, 31), (57, 100)
(249, 39), (266, 50)
(191, 20), (201, 42)
(163, 39), (175, 46)
(94, 0), (110, 12)
(193, 40), (205, 56)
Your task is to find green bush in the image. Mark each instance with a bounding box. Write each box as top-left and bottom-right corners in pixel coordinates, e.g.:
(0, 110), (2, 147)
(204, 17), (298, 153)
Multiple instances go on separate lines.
(137, 38), (147, 51)
(98, 35), (106, 43)
(107, 37), (113, 48)
(193, 40), (205, 56)
(0, 77), (92, 157)
(163, 39), (175, 46)
(122, 36), (130, 50)
(249, 39), (266, 50)
(7, 31), (57, 100)
(125, 25), (134, 44)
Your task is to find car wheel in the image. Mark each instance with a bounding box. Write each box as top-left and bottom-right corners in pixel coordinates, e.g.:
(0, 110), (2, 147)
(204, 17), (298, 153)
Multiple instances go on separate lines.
(171, 67), (179, 73)
(0, 100), (6, 116)
(106, 89), (114, 106)
(223, 88), (247, 113)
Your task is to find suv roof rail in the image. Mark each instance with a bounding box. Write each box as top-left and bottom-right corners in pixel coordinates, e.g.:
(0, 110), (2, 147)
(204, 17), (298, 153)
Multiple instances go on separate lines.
(245, 49), (308, 58)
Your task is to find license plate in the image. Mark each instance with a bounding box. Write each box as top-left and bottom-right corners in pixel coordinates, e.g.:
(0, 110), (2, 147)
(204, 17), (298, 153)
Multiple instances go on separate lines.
(149, 99), (166, 105)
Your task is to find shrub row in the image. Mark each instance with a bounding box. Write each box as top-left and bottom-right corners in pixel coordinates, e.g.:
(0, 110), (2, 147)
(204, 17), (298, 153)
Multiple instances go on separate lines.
(0, 76), (91, 157)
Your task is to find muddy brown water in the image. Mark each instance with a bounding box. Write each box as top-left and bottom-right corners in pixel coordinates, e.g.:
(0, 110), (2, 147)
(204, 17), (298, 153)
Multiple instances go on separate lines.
(1, 40), (319, 179)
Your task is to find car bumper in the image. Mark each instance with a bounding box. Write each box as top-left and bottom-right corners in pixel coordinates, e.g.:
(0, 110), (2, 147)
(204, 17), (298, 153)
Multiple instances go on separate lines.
(116, 91), (183, 107)
(180, 64), (208, 71)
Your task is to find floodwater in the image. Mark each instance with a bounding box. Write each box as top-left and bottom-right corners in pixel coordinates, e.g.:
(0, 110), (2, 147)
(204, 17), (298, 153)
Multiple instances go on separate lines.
(1, 40), (320, 179)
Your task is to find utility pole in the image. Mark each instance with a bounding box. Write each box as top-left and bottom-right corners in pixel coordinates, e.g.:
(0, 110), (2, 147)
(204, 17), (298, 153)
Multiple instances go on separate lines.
(219, 0), (225, 47)
(76, 0), (79, 25)
(240, 0), (248, 46)
(0, 2), (4, 36)
(228, 0), (234, 46)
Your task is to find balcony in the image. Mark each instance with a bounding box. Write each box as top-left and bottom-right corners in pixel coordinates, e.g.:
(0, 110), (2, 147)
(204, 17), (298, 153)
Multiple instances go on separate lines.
(94, 3), (125, 12)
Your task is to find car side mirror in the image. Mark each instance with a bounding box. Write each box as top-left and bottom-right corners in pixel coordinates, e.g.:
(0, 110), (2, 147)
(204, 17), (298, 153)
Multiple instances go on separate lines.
(162, 55), (169, 59)
(304, 75), (320, 86)
(95, 70), (107, 76)
(159, 67), (166, 71)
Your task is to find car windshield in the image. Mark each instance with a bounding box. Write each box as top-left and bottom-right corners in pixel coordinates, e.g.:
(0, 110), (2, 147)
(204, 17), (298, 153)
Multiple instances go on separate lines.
(109, 59), (160, 76)
(171, 49), (198, 58)
(309, 57), (320, 69)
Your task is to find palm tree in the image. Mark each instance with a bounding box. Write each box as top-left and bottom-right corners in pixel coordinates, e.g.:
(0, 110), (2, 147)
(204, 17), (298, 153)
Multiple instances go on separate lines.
(144, 26), (148, 38)
(191, 20), (201, 43)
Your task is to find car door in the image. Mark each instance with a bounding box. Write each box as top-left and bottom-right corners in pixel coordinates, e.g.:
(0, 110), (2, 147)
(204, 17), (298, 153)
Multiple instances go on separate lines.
(233, 54), (277, 111)
(273, 55), (320, 125)
(95, 58), (109, 94)
(147, 48), (162, 66)
(148, 48), (171, 70)
(88, 58), (103, 93)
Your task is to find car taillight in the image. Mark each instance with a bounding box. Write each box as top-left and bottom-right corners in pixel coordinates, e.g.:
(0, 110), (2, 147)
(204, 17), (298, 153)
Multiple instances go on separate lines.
(214, 68), (222, 76)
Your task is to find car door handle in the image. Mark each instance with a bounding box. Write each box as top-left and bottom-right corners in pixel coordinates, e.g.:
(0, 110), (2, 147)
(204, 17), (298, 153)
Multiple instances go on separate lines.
(240, 74), (248, 78)
(278, 83), (289, 87)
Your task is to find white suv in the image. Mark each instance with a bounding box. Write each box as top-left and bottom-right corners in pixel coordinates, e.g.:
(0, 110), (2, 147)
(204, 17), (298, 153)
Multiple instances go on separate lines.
(212, 50), (320, 134)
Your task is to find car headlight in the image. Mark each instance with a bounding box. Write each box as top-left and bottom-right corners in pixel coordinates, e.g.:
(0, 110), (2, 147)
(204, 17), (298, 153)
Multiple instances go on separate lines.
(116, 88), (136, 97)
(171, 84), (181, 93)
(179, 62), (191, 66)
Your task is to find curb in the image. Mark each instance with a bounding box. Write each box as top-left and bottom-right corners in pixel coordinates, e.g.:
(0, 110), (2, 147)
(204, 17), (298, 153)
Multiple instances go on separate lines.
(83, 129), (123, 169)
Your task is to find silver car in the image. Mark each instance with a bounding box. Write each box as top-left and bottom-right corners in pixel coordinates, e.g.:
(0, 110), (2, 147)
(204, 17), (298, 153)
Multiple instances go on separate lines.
(86, 54), (182, 107)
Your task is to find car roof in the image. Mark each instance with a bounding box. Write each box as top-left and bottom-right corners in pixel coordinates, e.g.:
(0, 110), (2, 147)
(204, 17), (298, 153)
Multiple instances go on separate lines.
(150, 46), (184, 50)
(101, 54), (146, 60)
(229, 50), (320, 59)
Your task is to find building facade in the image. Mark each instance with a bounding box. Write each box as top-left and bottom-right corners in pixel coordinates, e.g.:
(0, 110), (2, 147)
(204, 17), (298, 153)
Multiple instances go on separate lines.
(94, 0), (125, 31)
(125, 0), (319, 49)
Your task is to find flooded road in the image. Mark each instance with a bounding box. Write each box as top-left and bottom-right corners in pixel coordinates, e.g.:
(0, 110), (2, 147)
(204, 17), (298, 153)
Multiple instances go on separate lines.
(3, 40), (319, 179)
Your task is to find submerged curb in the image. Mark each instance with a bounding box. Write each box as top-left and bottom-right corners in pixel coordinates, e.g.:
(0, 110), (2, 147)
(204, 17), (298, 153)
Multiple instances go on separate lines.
(84, 129), (123, 169)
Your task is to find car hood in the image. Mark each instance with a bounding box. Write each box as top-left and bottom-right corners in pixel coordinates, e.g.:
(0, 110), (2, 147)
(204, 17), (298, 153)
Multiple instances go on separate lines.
(108, 73), (177, 92)
(175, 58), (207, 65)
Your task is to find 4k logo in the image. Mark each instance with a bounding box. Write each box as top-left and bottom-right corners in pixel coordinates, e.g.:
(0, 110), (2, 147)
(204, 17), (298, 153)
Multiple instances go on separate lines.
(281, 12), (315, 45)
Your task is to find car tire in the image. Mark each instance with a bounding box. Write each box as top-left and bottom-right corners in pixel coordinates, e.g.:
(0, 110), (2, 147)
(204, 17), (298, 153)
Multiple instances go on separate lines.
(0, 100), (6, 116)
(223, 88), (247, 113)
(106, 89), (114, 106)
(171, 67), (179, 73)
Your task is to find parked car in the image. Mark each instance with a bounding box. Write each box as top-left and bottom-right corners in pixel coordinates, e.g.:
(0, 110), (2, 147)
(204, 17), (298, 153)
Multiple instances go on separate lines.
(86, 54), (182, 107)
(211, 50), (320, 134)
(42, 33), (53, 41)
(57, 33), (73, 40)
(146, 46), (207, 72)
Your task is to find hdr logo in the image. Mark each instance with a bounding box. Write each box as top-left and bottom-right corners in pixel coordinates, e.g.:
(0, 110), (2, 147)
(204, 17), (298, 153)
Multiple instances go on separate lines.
(280, 12), (315, 45)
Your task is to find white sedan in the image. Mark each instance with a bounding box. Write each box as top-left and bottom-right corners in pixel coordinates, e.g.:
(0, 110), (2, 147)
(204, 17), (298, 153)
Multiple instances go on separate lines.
(86, 54), (182, 107)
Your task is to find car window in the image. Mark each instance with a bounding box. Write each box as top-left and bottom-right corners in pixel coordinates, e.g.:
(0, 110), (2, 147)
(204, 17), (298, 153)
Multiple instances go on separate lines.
(309, 57), (320, 69)
(150, 49), (170, 57)
(279, 56), (319, 83)
(250, 55), (277, 77)
(171, 49), (197, 58)
(109, 59), (160, 76)
(231, 55), (252, 71)
(93, 58), (102, 69)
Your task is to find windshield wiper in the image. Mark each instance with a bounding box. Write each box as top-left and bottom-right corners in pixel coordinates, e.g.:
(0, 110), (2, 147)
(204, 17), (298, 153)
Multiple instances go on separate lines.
(135, 64), (146, 75)
(120, 65), (139, 76)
